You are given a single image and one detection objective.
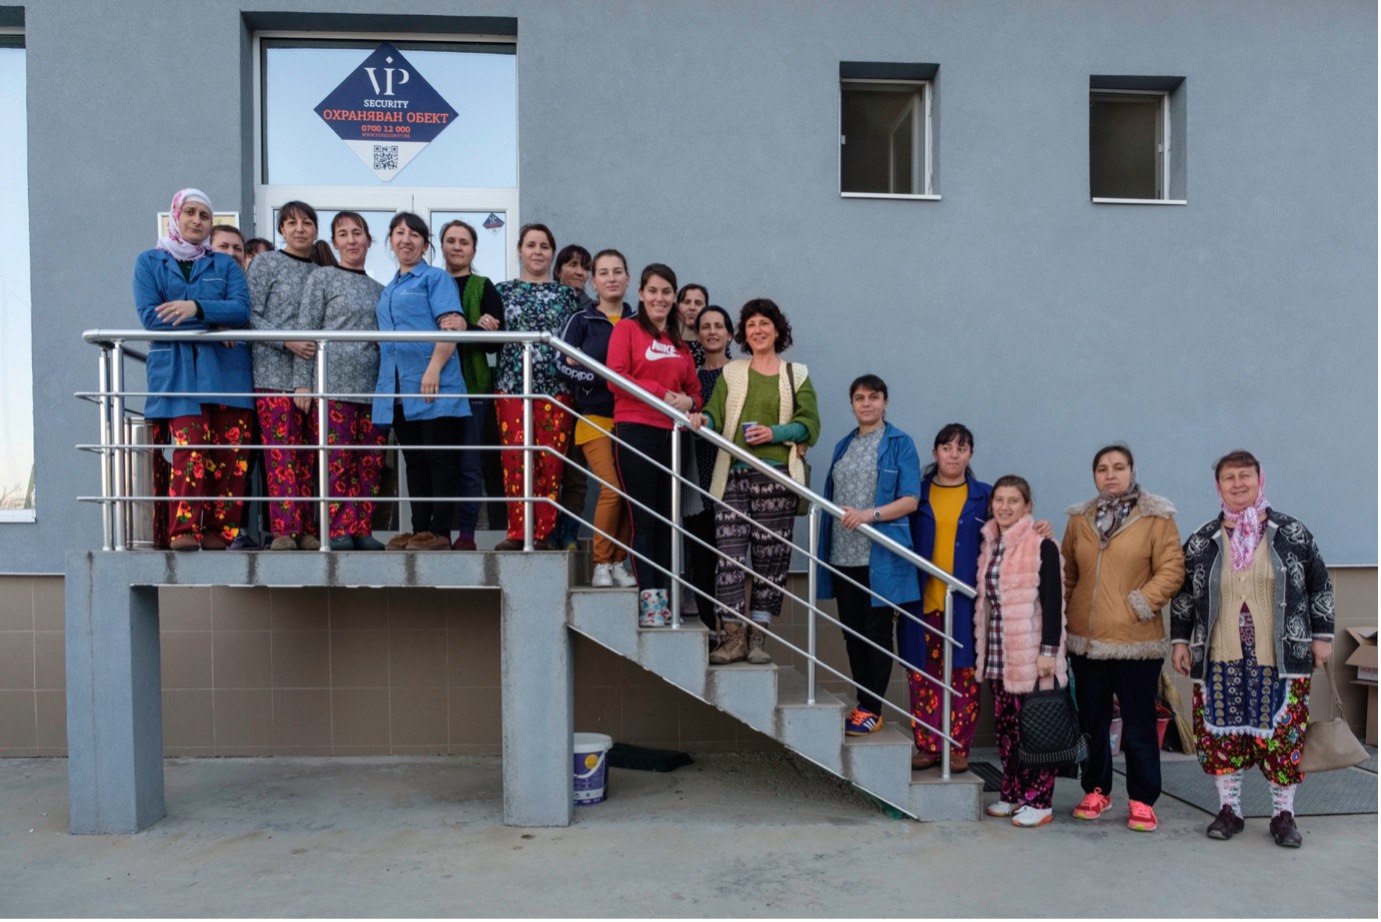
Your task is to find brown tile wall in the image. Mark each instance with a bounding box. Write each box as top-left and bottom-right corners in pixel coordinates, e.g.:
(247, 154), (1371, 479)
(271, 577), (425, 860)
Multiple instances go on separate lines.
(0, 567), (1373, 757)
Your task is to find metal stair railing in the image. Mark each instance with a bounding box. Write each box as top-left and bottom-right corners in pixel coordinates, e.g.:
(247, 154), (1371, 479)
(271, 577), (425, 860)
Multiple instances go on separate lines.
(81, 327), (978, 780)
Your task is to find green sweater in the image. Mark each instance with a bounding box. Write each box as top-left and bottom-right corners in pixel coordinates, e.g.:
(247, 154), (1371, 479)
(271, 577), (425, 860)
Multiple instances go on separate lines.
(703, 366), (820, 467)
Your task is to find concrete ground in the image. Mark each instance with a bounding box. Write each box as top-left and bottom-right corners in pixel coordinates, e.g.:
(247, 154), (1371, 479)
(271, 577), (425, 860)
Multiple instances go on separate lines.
(1, 751), (1376, 918)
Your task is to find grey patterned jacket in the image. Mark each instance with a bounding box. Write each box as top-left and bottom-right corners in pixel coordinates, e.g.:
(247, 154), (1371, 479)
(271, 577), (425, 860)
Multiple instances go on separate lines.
(291, 267), (383, 403)
(1170, 510), (1335, 680)
(248, 250), (317, 391)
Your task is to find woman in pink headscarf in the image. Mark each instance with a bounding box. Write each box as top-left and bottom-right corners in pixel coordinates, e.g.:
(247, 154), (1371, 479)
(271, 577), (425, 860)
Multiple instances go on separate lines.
(133, 188), (253, 550)
(1172, 450), (1335, 849)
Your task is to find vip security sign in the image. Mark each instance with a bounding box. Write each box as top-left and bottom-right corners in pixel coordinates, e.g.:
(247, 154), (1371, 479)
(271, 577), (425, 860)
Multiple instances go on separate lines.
(315, 43), (458, 182)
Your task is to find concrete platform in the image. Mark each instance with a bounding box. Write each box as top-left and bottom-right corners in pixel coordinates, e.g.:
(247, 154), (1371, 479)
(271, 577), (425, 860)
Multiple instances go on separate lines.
(2, 752), (1375, 918)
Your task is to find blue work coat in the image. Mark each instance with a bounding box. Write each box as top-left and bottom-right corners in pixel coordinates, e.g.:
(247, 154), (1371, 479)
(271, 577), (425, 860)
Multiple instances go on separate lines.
(372, 264), (471, 426)
(132, 249), (252, 419)
(817, 422), (923, 605)
(900, 471), (992, 670)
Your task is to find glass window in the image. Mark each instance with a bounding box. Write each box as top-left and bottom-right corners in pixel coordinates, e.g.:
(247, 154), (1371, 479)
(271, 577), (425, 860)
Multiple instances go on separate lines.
(272, 208), (398, 285)
(263, 40), (516, 188)
(841, 80), (932, 196)
(428, 210), (509, 284)
(1090, 91), (1165, 200)
(0, 39), (33, 520)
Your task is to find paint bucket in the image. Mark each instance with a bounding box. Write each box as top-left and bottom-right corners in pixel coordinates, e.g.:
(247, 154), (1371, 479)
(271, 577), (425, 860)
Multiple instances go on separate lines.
(573, 732), (613, 805)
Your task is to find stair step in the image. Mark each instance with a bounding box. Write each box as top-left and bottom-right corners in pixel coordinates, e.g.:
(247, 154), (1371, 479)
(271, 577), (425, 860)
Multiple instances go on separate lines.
(705, 663), (777, 733)
(907, 767), (985, 822)
(637, 621), (710, 698)
(774, 668), (847, 774)
(842, 724), (914, 814)
(567, 586), (639, 657)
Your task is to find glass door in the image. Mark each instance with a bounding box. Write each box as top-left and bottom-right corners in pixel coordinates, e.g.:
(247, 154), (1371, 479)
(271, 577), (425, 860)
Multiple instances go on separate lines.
(422, 203), (513, 283)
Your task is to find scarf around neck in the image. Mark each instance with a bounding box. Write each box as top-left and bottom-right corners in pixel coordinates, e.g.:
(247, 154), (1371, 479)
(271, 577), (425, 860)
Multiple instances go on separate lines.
(1219, 469), (1270, 572)
(157, 188), (213, 262)
(1094, 481), (1141, 547)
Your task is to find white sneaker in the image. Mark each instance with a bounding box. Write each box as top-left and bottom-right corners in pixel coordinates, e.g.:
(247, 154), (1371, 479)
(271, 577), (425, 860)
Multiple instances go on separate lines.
(986, 800), (1015, 817)
(611, 561), (638, 588)
(1011, 805), (1053, 828)
(591, 563), (614, 588)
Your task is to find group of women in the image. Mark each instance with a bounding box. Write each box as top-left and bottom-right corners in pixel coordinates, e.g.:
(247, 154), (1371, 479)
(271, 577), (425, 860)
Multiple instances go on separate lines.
(814, 400), (1334, 845)
(133, 189), (822, 645)
(135, 188), (1336, 846)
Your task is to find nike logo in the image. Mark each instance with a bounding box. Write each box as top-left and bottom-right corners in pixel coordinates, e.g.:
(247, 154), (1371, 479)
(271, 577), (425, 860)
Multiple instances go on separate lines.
(644, 341), (681, 361)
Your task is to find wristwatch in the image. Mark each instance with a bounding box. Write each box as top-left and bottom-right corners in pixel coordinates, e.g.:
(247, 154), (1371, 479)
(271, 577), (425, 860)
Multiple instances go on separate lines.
(872, 508), (881, 524)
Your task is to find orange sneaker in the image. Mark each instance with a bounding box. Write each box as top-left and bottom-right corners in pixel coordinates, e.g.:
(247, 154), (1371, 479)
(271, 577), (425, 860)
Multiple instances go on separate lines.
(1072, 788), (1112, 820)
(1127, 800), (1158, 832)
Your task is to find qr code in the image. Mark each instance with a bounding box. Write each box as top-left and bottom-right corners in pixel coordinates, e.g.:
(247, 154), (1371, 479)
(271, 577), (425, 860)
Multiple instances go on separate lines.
(373, 144), (400, 171)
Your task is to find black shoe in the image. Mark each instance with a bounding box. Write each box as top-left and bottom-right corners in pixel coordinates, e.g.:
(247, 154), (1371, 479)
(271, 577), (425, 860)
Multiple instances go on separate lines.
(1269, 811), (1302, 848)
(1206, 805), (1245, 840)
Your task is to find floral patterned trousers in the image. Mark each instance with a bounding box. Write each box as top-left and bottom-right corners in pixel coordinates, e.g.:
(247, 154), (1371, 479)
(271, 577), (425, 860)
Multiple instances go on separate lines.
(992, 677), (1058, 809)
(323, 401), (387, 538)
(255, 391), (319, 539)
(907, 609), (981, 756)
(494, 393), (573, 542)
(158, 404), (252, 542)
(1193, 615), (1310, 788)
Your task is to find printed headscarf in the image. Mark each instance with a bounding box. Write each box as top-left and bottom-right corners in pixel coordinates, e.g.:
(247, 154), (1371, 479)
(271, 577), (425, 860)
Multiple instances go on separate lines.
(1219, 467), (1270, 572)
(157, 188), (213, 261)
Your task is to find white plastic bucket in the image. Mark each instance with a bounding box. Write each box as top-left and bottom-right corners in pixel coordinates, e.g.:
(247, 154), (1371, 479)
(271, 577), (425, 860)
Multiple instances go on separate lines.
(573, 732), (613, 805)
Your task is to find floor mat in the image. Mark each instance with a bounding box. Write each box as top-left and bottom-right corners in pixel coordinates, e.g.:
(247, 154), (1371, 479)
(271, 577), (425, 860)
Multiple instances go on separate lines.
(1115, 759), (1378, 817)
(966, 760), (1002, 793)
(1360, 745), (1377, 774)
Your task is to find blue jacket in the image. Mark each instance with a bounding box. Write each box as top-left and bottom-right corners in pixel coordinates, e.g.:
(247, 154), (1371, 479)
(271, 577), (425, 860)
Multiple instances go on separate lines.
(132, 249), (252, 419)
(372, 264), (471, 426)
(817, 422), (923, 606)
(900, 470), (992, 670)
(557, 301), (634, 417)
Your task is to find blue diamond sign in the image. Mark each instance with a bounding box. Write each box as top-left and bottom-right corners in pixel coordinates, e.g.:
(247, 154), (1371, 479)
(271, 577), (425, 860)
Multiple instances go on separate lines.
(314, 42), (459, 182)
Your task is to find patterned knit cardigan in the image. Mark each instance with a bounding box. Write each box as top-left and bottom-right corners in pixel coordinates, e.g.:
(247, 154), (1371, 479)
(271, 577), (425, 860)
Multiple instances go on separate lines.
(707, 359), (809, 500)
(973, 515), (1068, 694)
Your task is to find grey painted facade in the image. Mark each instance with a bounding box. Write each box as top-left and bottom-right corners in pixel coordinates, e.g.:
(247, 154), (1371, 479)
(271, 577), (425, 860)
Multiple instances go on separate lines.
(3, 0), (1376, 573)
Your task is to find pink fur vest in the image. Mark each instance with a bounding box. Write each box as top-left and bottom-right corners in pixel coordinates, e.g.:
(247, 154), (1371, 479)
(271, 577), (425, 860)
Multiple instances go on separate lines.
(973, 515), (1067, 694)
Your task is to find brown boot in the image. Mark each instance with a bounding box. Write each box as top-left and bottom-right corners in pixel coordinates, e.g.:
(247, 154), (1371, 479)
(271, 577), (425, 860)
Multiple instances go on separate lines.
(745, 624), (772, 664)
(709, 622), (747, 664)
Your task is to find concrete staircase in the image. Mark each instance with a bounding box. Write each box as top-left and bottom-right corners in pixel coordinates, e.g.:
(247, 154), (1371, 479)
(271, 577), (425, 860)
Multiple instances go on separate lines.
(567, 586), (983, 821)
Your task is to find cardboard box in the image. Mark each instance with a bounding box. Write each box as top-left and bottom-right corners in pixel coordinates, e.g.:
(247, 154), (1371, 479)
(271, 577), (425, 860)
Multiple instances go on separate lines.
(1357, 683), (1379, 747)
(1345, 626), (1378, 684)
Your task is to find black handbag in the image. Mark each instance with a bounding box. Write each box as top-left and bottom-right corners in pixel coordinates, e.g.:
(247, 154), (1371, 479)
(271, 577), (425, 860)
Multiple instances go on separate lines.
(1018, 675), (1089, 770)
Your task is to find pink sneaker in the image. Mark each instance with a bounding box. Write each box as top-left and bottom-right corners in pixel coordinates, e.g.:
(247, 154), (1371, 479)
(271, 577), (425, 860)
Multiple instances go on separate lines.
(1127, 800), (1158, 832)
(1072, 788), (1112, 820)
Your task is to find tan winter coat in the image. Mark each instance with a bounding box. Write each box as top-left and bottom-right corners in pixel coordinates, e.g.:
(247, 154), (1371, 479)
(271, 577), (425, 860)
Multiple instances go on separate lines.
(1061, 492), (1185, 660)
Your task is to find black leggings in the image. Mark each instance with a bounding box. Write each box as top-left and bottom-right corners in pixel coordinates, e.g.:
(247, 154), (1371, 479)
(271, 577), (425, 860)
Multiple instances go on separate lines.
(614, 422), (674, 592)
(683, 508), (719, 630)
(393, 409), (462, 538)
(834, 565), (897, 715)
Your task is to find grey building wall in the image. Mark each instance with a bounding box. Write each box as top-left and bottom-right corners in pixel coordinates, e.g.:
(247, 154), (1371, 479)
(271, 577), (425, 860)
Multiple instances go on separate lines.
(3, 0), (1376, 573)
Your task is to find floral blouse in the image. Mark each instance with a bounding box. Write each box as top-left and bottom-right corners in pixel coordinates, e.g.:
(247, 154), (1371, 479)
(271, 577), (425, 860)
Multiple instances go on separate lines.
(494, 280), (579, 398)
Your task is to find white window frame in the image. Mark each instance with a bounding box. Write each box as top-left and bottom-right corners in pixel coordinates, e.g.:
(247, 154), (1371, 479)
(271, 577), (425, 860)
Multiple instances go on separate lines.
(0, 26), (34, 522)
(839, 78), (939, 201)
(252, 30), (521, 277)
(1090, 88), (1185, 205)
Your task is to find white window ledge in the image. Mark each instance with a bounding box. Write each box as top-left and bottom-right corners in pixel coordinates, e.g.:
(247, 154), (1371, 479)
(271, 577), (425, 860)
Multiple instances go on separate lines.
(0, 510), (36, 523)
(841, 192), (942, 201)
(1091, 197), (1187, 205)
